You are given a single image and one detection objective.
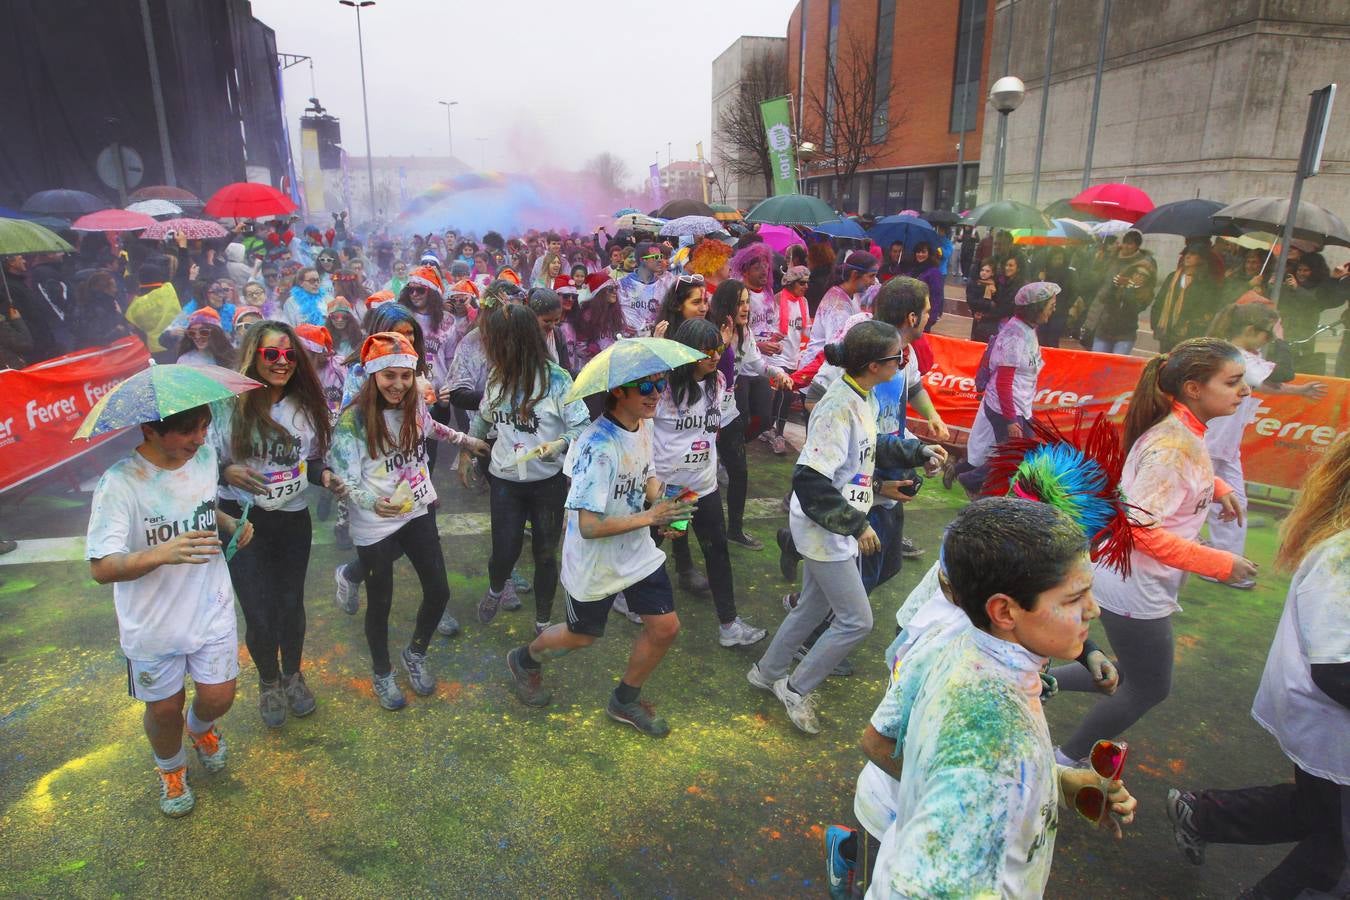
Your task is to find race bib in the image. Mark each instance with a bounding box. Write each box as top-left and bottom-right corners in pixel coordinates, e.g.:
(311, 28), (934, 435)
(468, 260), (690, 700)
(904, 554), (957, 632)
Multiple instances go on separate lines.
(844, 472), (872, 512)
(256, 461), (306, 510)
(676, 439), (712, 471)
(406, 467), (431, 507)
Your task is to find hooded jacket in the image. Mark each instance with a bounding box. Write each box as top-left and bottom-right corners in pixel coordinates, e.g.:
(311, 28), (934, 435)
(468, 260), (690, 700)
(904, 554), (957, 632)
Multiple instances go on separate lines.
(224, 242), (254, 287)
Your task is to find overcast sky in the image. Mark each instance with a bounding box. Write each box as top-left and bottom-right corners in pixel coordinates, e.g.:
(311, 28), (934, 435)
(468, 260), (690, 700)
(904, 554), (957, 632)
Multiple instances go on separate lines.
(251, 0), (798, 184)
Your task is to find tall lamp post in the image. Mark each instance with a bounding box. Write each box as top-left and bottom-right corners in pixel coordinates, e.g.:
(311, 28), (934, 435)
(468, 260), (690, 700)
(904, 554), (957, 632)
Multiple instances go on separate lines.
(988, 76), (1026, 201)
(338, 0), (377, 223)
(437, 100), (458, 160)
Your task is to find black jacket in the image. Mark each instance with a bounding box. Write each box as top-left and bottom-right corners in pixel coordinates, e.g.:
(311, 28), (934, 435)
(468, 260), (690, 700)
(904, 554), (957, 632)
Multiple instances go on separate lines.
(16, 263), (74, 361)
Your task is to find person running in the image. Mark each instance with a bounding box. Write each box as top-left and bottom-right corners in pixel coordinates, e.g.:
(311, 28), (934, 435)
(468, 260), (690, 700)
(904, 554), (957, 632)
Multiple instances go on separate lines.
(1167, 432), (1350, 898)
(329, 332), (488, 710)
(802, 250), (878, 363)
(211, 320), (344, 727)
(87, 402), (254, 817)
(1057, 337), (1261, 765)
(461, 304), (588, 634)
(749, 321), (924, 734)
(504, 370), (697, 738)
(652, 317), (767, 647)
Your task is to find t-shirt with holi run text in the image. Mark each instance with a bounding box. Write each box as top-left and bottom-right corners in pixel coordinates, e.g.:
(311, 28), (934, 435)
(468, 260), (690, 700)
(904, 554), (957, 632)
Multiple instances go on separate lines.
(652, 372), (726, 499)
(789, 375), (878, 562)
(209, 395), (321, 512)
(1204, 347), (1276, 463)
(866, 628), (1062, 900)
(560, 415), (666, 602)
(746, 286), (776, 342)
(1251, 530), (1350, 785)
(472, 363), (589, 483)
(1092, 406), (1218, 620)
(764, 289), (811, 371)
(86, 445), (236, 660)
(330, 401), (466, 546)
(617, 271), (675, 336)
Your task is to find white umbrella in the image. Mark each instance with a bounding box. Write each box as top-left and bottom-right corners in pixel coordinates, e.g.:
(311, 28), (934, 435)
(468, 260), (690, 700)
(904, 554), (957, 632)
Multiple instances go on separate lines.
(126, 199), (183, 217)
(1092, 219), (1133, 239)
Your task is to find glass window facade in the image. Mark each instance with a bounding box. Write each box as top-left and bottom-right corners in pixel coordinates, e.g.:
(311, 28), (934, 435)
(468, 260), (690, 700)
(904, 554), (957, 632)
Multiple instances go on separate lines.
(824, 0), (840, 150)
(949, 0), (986, 134)
(871, 0), (895, 143)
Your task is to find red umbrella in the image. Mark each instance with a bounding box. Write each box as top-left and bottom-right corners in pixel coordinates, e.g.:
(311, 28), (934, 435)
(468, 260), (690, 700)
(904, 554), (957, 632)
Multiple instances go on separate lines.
(71, 208), (157, 232)
(141, 217), (229, 240)
(128, 185), (203, 207)
(1070, 183), (1154, 223)
(204, 182), (297, 219)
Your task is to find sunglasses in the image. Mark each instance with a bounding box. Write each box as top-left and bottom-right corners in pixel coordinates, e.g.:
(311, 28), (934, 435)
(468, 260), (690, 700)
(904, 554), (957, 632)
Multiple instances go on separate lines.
(640, 253), (663, 261)
(620, 377), (668, 395)
(257, 347), (298, 363)
(873, 353), (905, 365)
(677, 273), (705, 285)
(187, 328), (214, 339)
(1075, 740), (1129, 824)
(702, 343), (727, 358)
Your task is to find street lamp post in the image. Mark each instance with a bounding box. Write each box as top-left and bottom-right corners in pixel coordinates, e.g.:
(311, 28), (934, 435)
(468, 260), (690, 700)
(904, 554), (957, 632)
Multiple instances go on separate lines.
(339, 0), (377, 223)
(437, 100), (458, 160)
(988, 76), (1026, 201)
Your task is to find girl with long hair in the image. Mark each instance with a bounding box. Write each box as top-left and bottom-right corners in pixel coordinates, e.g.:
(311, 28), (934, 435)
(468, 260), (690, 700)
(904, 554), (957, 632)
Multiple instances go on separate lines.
(281, 266), (329, 327)
(552, 276), (583, 375)
(212, 320), (343, 726)
(176, 308), (236, 368)
(576, 272), (625, 372)
(330, 332), (487, 710)
(652, 318), (766, 647)
(902, 242), (945, 331)
(526, 287), (573, 373)
(460, 305), (589, 633)
(1058, 337), (1261, 764)
(535, 252), (563, 289)
(652, 274), (709, 339)
(324, 297), (365, 360)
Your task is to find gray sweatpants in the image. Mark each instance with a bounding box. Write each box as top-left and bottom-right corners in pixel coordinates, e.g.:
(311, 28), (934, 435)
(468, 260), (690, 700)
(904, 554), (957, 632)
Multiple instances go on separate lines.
(757, 556), (873, 695)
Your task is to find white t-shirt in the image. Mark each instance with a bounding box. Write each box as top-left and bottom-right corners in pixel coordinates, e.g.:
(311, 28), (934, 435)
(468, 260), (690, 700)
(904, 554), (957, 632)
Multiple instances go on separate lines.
(1092, 410), (1216, 619)
(803, 286), (859, 363)
(560, 415), (666, 601)
(176, 348), (217, 368)
(867, 628), (1061, 900)
(617, 271), (674, 336)
(210, 395), (320, 512)
(1204, 348), (1276, 462)
(1251, 531), (1350, 786)
(765, 289), (811, 371)
(746, 286), (776, 341)
(477, 363), (589, 483)
(789, 376), (878, 562)
(86, 446), (236, 660)
(984, 317), (1044, 419)
(652, 373), (725, 499)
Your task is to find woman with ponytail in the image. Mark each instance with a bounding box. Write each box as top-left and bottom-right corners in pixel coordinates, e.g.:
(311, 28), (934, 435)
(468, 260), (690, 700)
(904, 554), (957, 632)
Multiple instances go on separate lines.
(1057, 337), (1261, 765)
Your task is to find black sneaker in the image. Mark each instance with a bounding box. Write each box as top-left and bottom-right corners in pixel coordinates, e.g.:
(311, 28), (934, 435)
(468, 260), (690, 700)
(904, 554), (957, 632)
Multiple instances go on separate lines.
(677, 569), (711, 595)
(777, 527), (800, 582)
(727, 531), (764, 551)
(282, 671), (316, 716)
(606, 694), (670, 738)
(506, 647), (551, 707)
(1166, 789), (1207, 865)
(900, 537), (925, 559)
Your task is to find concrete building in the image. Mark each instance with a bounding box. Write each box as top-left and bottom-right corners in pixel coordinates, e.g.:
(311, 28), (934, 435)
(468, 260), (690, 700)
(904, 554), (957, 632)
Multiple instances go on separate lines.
(787, 0), (995, 214)
(712, 36), (789, 210)
(980, 0), (1350, 214)
(659, 160), (710, 202)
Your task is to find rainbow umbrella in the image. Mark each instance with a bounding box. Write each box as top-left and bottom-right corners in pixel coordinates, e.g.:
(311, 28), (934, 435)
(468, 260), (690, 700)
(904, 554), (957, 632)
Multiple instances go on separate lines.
(565, 337), (706, 402)
(74, 363), (262, 440)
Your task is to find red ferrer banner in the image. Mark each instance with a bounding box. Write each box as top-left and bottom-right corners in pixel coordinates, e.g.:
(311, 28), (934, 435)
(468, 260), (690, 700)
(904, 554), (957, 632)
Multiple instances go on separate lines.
(0, 338), (151, 492)
(911, 335), (1350, 493)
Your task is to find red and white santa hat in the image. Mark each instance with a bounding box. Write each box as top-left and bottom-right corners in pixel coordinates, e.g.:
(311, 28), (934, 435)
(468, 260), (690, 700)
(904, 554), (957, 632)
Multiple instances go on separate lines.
(552, 275), (578, 296)
(447, 278), (479, 299)
(360, 331), (419, 373)
(583, 271), (616, 300)
(406, 265), (445, 298)
(295, 324), (334, 354)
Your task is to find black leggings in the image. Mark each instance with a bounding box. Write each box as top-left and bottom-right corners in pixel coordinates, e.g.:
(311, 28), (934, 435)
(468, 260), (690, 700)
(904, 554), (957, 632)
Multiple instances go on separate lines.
(717, 415), (749, 535)
(352, 512), (450, 675)
(222, 501), (311, 683)
(662, 489), (737, 625)
(769, 380), (796, 434)
(488, 470), (567, 622)
(737, 374), (773, 441)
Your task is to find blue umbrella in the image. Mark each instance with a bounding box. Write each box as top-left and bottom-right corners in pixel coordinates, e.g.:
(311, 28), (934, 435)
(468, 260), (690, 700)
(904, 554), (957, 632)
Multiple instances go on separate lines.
(868, 214), (939, 251)
(614, 207), (641, 217)
(812, 218), (867, 240)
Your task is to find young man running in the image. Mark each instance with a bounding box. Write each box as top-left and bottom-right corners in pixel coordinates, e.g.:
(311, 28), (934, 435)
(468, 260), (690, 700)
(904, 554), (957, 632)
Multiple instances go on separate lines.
(87, 404), (253, 817)
(505, 372), (695, 737)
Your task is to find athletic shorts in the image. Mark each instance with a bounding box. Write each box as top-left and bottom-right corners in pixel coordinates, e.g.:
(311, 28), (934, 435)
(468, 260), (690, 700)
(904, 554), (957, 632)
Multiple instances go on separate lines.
(125, 629), (240, 702)
(564, 564), (675, 637)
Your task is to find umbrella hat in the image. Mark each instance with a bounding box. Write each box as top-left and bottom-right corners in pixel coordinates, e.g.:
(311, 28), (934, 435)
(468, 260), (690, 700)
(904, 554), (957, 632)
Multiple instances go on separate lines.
(564, 337), (707, 403)
(744, 194), (838, 227)
(74, 363), (262, 440)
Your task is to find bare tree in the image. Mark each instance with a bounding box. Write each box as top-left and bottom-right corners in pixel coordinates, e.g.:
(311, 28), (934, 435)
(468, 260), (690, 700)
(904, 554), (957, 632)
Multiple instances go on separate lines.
(803, 29), (901, 201)
(585, 152), (631, 196)
(715, 49), (788, 198)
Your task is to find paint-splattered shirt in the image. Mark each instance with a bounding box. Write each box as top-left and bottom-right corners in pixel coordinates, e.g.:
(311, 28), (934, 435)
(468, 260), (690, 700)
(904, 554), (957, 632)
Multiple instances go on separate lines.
(789, 375), (878, 562)
(867, 628), (1060, 900)
(447, 329), (489, 397)
(617, 271), (675, 336)
(209, 395), (321, 512)
(560, 415), (666, 601)
(471, 363), (589, 483)
(1252, 530), (1350, 785)
(652, 373), (726, 499)
(86, 445), (235, 660)
(802, 285), (860, 363)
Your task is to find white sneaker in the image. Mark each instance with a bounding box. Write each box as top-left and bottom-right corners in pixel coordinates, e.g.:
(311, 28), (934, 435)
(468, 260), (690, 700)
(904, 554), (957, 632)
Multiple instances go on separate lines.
(611, 591), (643, 625)
(769, 433), (788, 455)
(719, 617), (767, 647)
(746, 662), (775, 691)
(772, 677), (820, 734)
(334, 567), (359, 615)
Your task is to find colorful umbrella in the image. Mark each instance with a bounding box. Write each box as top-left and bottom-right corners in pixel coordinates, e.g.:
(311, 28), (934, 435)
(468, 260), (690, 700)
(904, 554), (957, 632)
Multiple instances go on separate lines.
(0, 217), (74, 256)
(22, 189), (108, 219)
(1133, 199), (1227, 237)
(126, 199), (183, 217)
(744, 194), (838, 227)
(613, 207), (641, 217)
(1069, 183), (1154, 224)
(71, 209), (157, 232)
(1042, 197), (1103, 222)
(564, 337), (707, 402)
(74, 363), (262, 440)
(1211, 196), (1350, 249)
(1011, 218), (1094, 246)
(203, 182), (298, 219)
(962, 200), (1053, 230)
(658, 216), (727, 239)
(757, 224), (807, 253)
(711, 203), (743, 223)
(141, 218), (229, 241)
(129, 185), (203, 208)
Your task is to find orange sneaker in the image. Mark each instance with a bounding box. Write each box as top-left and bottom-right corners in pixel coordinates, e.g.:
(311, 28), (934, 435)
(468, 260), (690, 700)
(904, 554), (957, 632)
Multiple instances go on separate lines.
(189, 725), (228, 774)
(156, 765), (195, 817)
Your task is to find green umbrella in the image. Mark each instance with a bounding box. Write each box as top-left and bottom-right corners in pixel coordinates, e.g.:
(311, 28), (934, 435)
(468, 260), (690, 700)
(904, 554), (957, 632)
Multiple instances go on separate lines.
(962, 200), (1053, 230)
(74, 363), (263, 440)
(0, 217), (74, 256)
(565, 337), (707, 403)
(744, 194), (839, 227)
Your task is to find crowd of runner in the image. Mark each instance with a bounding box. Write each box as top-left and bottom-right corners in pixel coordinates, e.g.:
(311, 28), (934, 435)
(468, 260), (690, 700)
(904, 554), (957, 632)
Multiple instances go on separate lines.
(39, 213), (1348, 897)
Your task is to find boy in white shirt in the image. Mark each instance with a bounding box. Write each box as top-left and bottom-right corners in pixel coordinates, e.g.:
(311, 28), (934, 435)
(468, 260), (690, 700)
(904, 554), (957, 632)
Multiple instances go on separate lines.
(87, 404), (254, 818)
(505, 372), (696, 737)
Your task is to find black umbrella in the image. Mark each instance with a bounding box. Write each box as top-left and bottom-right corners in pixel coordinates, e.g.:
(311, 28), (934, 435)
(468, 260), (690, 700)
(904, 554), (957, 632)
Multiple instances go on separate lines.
(1134, 199), (1231, 237)
(22, 189), (108, 219)
(962, 200), (1052, 230)
(922, 209), (961, 227)
(1212, 197), (1350, 249)
(654, 198), (716, 219)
